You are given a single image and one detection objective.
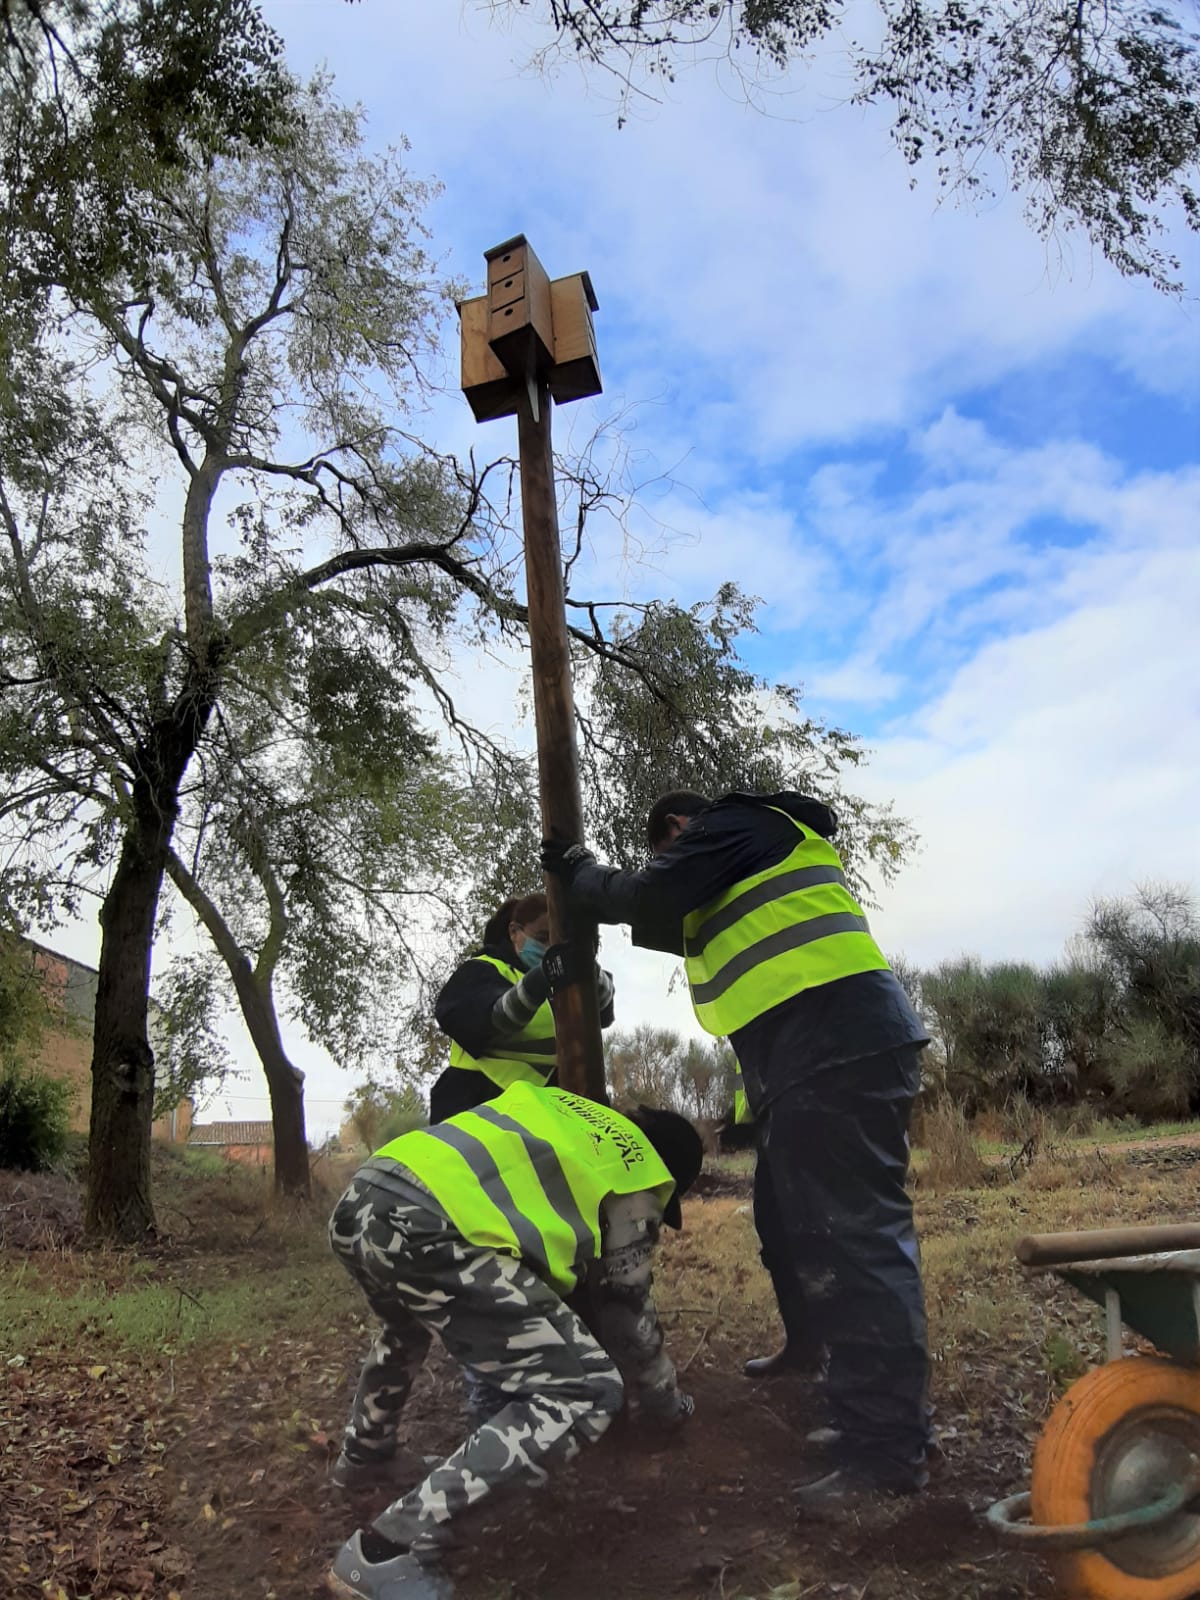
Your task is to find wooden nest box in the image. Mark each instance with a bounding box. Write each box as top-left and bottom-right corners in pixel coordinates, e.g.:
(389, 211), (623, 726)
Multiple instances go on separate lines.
(459, 235), (601, 423)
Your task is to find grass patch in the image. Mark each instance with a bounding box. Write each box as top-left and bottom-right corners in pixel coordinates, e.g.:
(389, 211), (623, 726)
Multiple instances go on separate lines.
(968, 1114), (1200, 1158)
(1, 1141), (348, 1359)
(0, 1252), (344, 1356)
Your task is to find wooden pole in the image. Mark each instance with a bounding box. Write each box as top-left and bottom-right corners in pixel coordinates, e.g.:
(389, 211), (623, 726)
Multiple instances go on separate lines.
(516, 380), (608, 1104)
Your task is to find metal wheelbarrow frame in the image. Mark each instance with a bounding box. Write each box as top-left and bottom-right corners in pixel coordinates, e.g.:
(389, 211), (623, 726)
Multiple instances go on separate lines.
(988, 1223), (1200, 1597)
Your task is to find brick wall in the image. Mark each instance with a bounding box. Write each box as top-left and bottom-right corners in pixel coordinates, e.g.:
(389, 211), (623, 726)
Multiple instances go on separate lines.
(21, 941), (190, 1142)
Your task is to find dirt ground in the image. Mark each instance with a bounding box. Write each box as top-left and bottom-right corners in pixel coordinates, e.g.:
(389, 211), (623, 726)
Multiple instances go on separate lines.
(6, 1139), (1195, 1600)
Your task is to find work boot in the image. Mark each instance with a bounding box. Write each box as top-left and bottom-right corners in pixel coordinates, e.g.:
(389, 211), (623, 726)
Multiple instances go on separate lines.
(330, 1453), (396, 1493)
(793, 1466), (925, 1517)
(328, 1533), (455, 1600)
(804, 1427), (945, 1466)
(330, 1451), (441, 1492)
(743, 1342), (826, 1380)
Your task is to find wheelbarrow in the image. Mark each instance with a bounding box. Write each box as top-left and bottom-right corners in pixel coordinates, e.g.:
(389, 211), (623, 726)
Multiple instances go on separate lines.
(988, 1222), (1200, 1599)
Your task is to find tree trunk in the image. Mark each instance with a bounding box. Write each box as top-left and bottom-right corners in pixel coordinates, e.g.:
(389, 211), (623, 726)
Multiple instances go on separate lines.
(163, 850), (311, 1199)
(227, 957), (311, 1198)
(85, 687), (218, 1242)
(84, 819), (165, 1242)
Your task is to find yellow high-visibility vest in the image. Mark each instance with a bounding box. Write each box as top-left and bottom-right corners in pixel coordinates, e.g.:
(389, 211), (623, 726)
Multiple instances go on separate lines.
(448, 954), (557, 1090)
(373, 1084), (675, 1294)
(684, 810), (889, 1037)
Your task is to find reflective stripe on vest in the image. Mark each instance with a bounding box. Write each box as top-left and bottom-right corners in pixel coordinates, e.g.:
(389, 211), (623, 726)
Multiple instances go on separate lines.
(683, 809), (890, 1036)
(732, 1060), (754, 1126)
(448, 954), (557, 1090)
(373, 1083), (676, 1294)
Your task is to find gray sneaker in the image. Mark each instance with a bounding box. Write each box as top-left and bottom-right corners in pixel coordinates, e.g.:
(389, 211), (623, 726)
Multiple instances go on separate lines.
(328, 1533), (455, 1600)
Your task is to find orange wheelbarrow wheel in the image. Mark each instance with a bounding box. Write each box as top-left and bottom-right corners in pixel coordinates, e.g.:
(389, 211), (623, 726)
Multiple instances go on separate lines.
(1032, 1355), (1200, 1599)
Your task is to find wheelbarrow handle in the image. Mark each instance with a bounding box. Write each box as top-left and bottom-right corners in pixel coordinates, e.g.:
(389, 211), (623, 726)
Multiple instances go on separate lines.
(987, 1467), (1200, 1550)
(1016, 1223), (1200, 1267)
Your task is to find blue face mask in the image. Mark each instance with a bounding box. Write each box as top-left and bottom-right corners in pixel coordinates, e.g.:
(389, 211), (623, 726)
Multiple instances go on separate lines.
(517, 937), (546, 971)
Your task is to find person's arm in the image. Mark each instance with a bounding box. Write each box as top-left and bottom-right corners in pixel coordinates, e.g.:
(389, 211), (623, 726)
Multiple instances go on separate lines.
(564, 832), (725, 927)
(547, 804), (781, 934)
(434, 958), (551, 1058)
(595, 1191), (692, 1423)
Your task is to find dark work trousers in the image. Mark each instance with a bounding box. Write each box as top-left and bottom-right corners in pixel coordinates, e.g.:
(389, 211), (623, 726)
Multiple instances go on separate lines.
(752, 1044), (930, 1486)
(751, 1144), (825, 1359)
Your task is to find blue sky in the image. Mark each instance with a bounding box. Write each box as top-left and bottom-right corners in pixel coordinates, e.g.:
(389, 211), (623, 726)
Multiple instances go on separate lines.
(67, 1), (1200, 1132)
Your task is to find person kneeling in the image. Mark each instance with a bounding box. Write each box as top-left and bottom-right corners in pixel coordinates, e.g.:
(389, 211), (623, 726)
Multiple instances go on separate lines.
(327, 1082), (703, 1600)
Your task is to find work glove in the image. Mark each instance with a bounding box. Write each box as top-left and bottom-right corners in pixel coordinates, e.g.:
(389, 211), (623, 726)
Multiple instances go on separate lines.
(540, 941), (593, 994)
(540, 837), (596, 884)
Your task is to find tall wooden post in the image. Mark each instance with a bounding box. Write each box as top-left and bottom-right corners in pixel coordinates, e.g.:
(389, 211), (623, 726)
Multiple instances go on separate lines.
(458, 237), (607, 1103)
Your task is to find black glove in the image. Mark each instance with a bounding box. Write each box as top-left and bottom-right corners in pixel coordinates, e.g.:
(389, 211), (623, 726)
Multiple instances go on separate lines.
(541, 942), (593, 994)
(540, 837), (596, 882)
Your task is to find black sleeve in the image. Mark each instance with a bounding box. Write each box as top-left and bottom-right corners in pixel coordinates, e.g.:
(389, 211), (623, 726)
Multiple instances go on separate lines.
(434, 958), (517, 1059)
(565, 804), (796, 933)
(429, 1067), (502, 1123)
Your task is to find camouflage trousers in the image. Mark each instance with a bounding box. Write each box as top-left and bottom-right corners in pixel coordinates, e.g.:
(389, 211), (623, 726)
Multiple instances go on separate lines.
(329, 1172), (624, 1553)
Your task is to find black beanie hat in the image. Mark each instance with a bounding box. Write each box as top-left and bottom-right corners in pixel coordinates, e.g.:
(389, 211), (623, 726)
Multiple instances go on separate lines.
(630, 1105), (704, 1229)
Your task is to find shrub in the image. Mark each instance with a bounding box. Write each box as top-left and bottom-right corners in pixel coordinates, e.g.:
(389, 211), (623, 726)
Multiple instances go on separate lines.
(920, 1099), (987, 1192)
(0, 1064), (71, 1171)
(1101, 1017), (1194, 1119)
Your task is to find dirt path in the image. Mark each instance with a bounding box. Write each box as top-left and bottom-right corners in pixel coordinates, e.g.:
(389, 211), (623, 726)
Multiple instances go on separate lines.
(153, 1330), (1041, 1600)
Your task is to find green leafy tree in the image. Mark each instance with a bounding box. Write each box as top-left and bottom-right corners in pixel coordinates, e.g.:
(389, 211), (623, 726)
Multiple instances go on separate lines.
(0, 925), (68, 1170)
(1041, 956), (1119, 1104)
(1100, 1015), (1193, 1119)
(505, 0), (1200, 290)
(0, 928), (41, 1060)
(150, 951), (236, 1119)
(343, 1077), (427, 1151)
(676, 1035), (738, 1120)
(920, 957), (1046, 1109)
(0, 52), (545, 1236)
(575, 587), (916, 892)
(1084, 882), (1200, 1114)
(604, 1023), (685, 1107)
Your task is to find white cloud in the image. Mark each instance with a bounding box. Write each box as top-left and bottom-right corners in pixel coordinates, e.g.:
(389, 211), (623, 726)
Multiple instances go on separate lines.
(862, 530), (1200, 969)
(264, 1), (1200, 461)
(39, 4), (1200, 1136)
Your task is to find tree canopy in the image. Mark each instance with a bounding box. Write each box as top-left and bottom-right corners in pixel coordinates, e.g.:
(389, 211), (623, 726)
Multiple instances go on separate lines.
(911, 883), (1200, 1118)
(1, 1), (923, 1234)
(503, 0), (1200, 290)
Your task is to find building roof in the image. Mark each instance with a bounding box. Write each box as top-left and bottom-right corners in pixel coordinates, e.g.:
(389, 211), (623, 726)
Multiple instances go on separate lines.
(188, 1121), (274, 1148)
(22, 936), (164, 1033)
(23, 938), (100, 1026)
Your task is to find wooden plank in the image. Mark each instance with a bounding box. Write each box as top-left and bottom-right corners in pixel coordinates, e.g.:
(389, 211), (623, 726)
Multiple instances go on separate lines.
(548, 274), (602, 404)
(488, 239), (553, 374)
(459, 295), (520, 422)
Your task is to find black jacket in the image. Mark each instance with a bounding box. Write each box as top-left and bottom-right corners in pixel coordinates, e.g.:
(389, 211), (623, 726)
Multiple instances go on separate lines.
(434, 940), (616, 1058)
(430, 941), (616, 1123)
(565, 791), (928, 1081)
